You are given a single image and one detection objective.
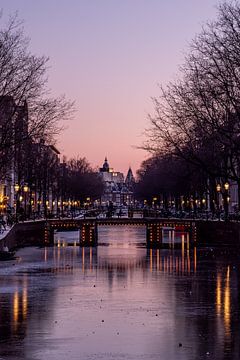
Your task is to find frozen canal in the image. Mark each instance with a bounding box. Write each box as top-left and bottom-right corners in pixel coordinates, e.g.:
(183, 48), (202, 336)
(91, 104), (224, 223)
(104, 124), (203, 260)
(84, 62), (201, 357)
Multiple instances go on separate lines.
(0, 226), (239, 359)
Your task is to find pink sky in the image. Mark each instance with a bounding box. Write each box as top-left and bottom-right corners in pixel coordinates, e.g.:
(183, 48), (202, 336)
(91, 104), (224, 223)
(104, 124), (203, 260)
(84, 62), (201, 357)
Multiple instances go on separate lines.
(1, 0), (219, 175)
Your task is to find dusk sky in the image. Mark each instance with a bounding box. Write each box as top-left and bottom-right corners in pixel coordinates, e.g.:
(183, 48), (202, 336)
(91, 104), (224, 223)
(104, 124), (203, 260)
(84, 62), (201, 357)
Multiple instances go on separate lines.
(1, 0), (219, 175)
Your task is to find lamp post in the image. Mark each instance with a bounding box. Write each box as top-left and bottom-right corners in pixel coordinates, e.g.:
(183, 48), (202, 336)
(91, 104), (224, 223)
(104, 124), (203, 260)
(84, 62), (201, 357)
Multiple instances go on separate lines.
(57, 200), (61, 217)
(23, 185), (29, 219)
(14, 183), (29, 220)
(14, 184), (20, 218)
(216, 184), (221, 219)
(223, 182), (229, 220)
(216, 182), (229, 220)
(152, 197), (157, 217)
(202, 198), (206, 212)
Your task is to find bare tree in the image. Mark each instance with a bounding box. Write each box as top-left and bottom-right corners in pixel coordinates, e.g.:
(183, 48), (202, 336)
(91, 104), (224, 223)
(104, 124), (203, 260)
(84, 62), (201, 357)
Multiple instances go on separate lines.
(0, 14), (74, 177)
(135, 154), (208, 212)
(65, 157), (104, 203)
(145, 1), (240, 209)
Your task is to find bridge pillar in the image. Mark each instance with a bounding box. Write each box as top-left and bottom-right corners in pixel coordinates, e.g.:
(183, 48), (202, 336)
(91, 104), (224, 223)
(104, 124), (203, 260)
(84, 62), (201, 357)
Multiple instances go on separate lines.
(79, 222), (98, 246)
(146, 223), (162, 248)
(190, 221), (197, 245)
(44, 223), (54, 245)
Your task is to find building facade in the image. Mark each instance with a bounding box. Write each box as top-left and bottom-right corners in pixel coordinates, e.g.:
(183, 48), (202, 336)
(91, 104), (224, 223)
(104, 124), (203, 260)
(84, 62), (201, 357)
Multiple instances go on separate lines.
(99, 157), (135, 206)
(0, 96), (62, 217)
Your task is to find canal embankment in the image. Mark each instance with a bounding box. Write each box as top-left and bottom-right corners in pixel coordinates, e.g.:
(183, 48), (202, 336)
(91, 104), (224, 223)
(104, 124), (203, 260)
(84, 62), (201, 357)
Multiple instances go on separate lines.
(196, 220), (240, 247)
(0, 220), (45, 251)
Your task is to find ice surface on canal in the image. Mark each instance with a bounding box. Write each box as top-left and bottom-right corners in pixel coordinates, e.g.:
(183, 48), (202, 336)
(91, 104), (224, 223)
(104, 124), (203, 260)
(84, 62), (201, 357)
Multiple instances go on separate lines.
(0, 226), (239, 359)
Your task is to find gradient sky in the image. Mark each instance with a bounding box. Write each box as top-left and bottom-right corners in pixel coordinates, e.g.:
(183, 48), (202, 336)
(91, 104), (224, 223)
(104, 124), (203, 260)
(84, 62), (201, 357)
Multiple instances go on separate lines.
(0, 0), (220, 175)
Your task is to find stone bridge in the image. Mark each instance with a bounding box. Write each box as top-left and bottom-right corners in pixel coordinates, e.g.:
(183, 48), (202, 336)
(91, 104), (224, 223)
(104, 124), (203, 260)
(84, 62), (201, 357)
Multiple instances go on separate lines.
(0, 218), (197, 250)
(3, 217), (240, 250)
(44, 217), (197, 248)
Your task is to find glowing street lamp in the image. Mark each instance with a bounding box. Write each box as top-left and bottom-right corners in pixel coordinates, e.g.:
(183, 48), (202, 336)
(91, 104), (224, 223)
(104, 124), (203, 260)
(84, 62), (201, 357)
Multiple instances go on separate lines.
(14, 184), (20, 192)
(216, 182), (230, 220)
(224, 182), (229, 191)
(224, 182), (230, 220)
(216, 184), (221, 192)
(14, 184), (21, 216)
(23, 185), (29, 218)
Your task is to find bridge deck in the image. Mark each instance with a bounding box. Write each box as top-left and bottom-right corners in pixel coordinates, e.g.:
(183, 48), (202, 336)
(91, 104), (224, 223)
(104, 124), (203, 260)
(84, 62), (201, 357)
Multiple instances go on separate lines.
(44, 217), (197, 247)
(47, 217), (196, 227)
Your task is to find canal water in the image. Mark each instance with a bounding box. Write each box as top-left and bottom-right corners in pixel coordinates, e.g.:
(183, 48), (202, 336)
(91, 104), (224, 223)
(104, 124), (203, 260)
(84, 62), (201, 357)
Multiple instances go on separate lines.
(0, 226), (239, 359)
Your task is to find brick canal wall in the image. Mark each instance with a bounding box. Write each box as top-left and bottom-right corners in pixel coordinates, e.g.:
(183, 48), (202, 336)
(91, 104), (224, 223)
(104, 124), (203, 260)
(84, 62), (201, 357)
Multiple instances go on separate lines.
(196, 220), (240, 247)
(0, 221), (45, 251)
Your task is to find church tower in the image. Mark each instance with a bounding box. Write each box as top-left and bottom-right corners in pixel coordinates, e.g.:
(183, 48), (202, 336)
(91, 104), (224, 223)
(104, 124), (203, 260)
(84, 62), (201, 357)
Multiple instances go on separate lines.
(99, 157), (110, 172)
(125, 167), (135, 191)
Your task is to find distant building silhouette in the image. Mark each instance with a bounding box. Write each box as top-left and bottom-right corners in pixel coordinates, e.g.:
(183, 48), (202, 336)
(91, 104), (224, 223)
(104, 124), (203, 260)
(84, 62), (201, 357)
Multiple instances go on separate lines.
(99, 157), (134, 206)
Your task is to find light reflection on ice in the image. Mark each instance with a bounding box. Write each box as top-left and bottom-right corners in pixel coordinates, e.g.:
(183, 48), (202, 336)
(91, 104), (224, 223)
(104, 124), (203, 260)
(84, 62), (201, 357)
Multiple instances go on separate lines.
(0, 226), (238, 359)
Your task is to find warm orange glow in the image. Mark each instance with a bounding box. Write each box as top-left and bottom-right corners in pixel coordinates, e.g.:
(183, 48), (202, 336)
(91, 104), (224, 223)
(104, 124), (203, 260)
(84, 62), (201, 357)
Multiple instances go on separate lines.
(13, 291), (19, 330)
(150, 248), (153, 272)
(215, 266), (231, 339)
(216, 273), (222, 316)
(187, 250), (190, 274)
(224, 266), (231, 337)
(224, 182), (229, 191)
(44, 247), (48, 261)
(14, 184), (20, 192)
(157, 249), (159, 271)
(186, 233), (189, 251)
(22, 277), (28, 320)
(194, 247), (197, 273)
(181, 234), (185, 273)
(23, 185), (28, 192)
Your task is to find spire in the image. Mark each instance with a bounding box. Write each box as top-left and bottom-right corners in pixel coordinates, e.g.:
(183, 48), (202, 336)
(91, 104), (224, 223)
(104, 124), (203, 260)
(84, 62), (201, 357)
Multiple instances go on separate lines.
(125, 167), (135, 189)
(101, 156), (109, 172)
